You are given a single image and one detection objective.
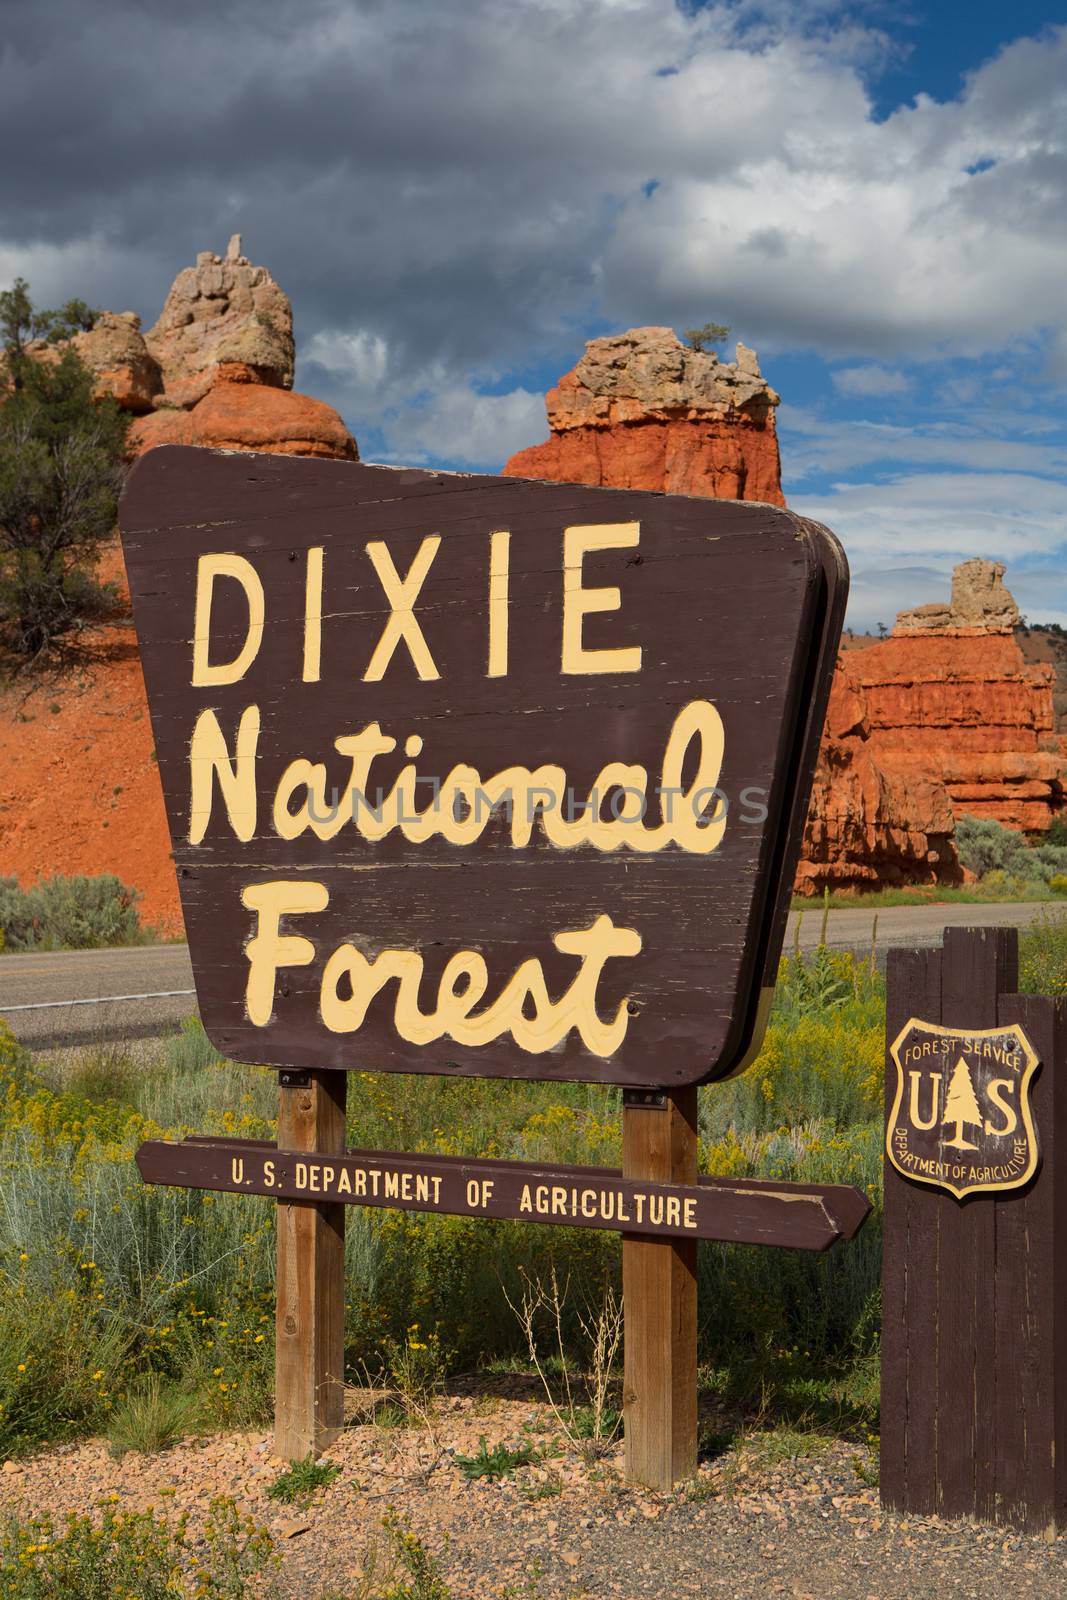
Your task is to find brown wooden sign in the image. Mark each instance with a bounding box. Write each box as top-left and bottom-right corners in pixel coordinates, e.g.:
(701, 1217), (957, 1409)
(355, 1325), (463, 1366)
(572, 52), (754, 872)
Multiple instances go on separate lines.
(120, 447), (845, 1088)
(887, 1018), (1040, 1199)
(135, 1134), (870, 1251)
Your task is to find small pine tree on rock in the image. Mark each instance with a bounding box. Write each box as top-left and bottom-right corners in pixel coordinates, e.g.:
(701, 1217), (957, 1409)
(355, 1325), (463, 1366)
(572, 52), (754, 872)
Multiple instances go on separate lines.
(683, 321), (731, 354)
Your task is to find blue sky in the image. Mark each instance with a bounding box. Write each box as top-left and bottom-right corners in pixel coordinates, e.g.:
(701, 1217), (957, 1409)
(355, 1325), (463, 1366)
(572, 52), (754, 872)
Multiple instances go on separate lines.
(2, 1), (1065, 631)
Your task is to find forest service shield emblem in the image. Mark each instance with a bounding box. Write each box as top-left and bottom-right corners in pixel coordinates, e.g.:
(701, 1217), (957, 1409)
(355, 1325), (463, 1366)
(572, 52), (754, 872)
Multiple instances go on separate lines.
(887, 1019), (1040, 1200)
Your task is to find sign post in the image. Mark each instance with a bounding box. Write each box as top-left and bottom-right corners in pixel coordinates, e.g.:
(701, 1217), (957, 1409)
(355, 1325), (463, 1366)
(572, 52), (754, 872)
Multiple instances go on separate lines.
(120, 445), (859, 1488)
(274, 1067), (347, 1460)
(882, 925), (1067, 1532)
(622, 1088), (698, 1488)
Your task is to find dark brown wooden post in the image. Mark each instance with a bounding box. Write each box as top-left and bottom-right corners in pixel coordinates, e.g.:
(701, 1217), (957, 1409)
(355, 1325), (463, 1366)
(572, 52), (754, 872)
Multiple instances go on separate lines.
(274, 1068), (347, 1460)
(622, 1087), (698, 1490)
(882, 925), (1067, 1533)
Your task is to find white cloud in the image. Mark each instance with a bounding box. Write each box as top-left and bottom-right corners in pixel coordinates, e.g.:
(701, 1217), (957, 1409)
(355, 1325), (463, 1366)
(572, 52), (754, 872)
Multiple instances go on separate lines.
(599, 22), (1067, 360)
(3, 0), (1066, 573)
(793, 471), (1067, 564)
(832, 364), (910, 396)
(792, 471), (1067, 630)
(779, 406), (1067, 482)
(378, 383), (546, 468)
(301, 328), (545, 466)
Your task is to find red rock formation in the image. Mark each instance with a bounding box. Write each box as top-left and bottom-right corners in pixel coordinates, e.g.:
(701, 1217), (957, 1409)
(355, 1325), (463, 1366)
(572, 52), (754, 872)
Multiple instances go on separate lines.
(0, 542), (182, 935)
(0, 241), (357, 936)
(14, 312), (163, 413)
(71, 312), (163, 413)
(21, 236), (358, 462)
(797, 563), (1066, 893)
(797, 660), (961, 896)
(506, 334), (1066, 889)
(127, 378), (357, 461)
(122, 238), (357, 460)
(504, 327), (784, 504)
(844, 629), (1063, 834)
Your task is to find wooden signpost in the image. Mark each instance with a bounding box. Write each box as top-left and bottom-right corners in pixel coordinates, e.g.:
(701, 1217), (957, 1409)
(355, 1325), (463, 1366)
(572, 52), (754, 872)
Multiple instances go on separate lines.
(882, 925), (1067, 1533)
(120, 445), (863, 1489)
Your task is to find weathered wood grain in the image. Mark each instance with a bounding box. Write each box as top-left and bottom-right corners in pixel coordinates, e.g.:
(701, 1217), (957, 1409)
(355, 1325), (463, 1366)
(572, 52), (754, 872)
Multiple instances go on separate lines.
(882, 944), (940, 1513)
(882, 926), (1067, 1533)
(274, 1069), (346, 1460)
(621, 1090), (698, 1488)
(995, 991), (1067, 1533)
(135, 1135), (870, 1250)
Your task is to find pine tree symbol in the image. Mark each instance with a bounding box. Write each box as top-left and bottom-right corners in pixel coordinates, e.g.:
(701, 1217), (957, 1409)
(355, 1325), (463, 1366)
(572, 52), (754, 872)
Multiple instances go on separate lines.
(941, 1057), (983, 1151)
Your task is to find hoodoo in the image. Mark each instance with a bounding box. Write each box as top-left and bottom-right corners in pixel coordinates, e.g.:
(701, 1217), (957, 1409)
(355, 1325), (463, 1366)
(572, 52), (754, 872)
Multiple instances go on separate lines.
(504, 326), (784, 505)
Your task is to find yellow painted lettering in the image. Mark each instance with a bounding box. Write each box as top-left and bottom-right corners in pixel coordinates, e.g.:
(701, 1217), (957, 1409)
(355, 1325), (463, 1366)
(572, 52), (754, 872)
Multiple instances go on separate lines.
(984, 1078), (1019, 1138)
(364, 536), (441, 681)
(188, 705), (260, 844)
(488, 529), (509, 677)
(191, 553), (265, 686)
(241, 879), (328, 1026)
(303, 546), (324, 682)
(561, 522), (642, 675)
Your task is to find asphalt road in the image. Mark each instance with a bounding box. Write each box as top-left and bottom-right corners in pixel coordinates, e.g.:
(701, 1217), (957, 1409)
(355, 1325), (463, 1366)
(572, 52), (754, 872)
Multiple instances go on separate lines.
(0, 942), (195, 1049)
(1, 900), (1061, 1050)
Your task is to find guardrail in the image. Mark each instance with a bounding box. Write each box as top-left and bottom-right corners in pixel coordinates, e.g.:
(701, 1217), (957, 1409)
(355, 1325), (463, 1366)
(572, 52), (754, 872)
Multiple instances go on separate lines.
(3, 989), (196, 1013)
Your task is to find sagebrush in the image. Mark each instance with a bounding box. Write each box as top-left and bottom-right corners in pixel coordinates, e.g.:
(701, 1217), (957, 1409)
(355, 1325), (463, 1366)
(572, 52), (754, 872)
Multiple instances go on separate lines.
(0, 873), (147, 951)
(955, 814), (1067, 886)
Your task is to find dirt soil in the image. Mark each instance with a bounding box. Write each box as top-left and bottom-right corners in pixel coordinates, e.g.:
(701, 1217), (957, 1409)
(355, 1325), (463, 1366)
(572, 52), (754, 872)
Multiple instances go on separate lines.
(3, 1390), (1065, 1599)
(0, 540), (183, 937)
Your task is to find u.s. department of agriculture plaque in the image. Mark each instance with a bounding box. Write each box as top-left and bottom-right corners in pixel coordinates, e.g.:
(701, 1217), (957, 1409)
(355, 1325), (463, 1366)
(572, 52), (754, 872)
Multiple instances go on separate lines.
(887, 1018), (1040, 1199)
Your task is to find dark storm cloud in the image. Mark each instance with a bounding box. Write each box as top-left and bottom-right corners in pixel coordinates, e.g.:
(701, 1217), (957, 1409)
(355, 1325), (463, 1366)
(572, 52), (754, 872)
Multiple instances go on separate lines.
(2, 2), (1065, 473)
(0, 0), (677, 381)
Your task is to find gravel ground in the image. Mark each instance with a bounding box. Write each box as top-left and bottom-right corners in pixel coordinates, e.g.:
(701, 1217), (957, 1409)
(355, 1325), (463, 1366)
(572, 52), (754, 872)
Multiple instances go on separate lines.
(3, 1391), (1066, 1599)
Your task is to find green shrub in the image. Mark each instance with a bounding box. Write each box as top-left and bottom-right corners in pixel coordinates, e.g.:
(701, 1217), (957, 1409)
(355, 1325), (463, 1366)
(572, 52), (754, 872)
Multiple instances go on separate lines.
(1047, 816), (1067, 849)
(0, 1278), (122, 1458)
(0, 278), (128, 667)
(1050, 874), (1067, 897)
(267, 1453), (340, 1502)
(454, 1435), (539, 1480)
(697, 1117), (883, 1366)
(164, 1015), (224, 1074)
(0, 877), (37, 948)
(0, 873), (146, 951)
(106, 1373), (198, 1456)
(1020, 914), (1067, 997)
(955, 815), (1067, 885)
(700, 949), (884, 1140)
(0, 1497), (273, 1599)
(379, 1510), (451, 1600)
(0, 935), (896, 1461)
(684, 320), (730, 353)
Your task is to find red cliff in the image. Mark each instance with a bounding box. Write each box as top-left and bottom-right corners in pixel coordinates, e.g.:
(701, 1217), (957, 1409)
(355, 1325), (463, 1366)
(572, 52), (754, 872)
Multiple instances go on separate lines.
(796, 561), (1067, 895)
(797, 657), (962, 896)
(856, 561), (1064, 833)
